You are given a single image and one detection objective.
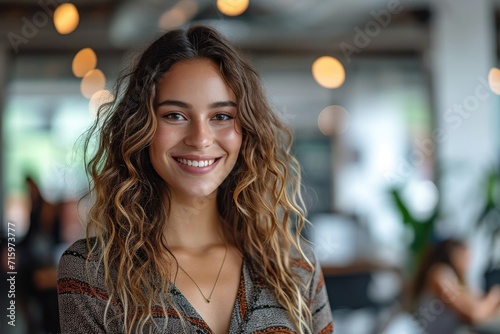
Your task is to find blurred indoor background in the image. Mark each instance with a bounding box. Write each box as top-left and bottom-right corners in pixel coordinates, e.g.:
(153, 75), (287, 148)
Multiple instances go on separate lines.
(1, 0), (500, 333)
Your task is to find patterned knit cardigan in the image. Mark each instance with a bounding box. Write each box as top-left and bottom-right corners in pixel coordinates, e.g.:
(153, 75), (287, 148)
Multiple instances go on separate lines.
(57, 238), (334, 334)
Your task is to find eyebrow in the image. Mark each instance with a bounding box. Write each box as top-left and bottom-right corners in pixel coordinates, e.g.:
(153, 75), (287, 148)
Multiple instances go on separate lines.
(156, 99), (237, 109)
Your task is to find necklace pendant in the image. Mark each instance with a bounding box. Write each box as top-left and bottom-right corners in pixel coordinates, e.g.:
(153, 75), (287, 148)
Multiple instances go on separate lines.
(175, 243), (227, 306)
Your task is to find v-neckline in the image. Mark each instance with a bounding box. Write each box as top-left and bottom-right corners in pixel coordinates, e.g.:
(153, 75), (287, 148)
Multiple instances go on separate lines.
(168, 259), (247, 333)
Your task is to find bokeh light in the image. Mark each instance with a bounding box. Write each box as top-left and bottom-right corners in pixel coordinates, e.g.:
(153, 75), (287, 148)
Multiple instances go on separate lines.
(217, 0), (249, 16)
(89, 90), (114, 116)
(81, 69), (106, 99)
(72, 48), (97, 78)
(312, 56), (346, 89)
(53, 3), (79, 35)
(488, 67), (500, 95)
(158, 0), (198, 30)
(317, 105), (350, 136)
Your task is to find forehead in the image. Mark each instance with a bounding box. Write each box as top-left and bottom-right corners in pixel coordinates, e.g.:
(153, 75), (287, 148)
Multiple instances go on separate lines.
(156, 59), (236, 103)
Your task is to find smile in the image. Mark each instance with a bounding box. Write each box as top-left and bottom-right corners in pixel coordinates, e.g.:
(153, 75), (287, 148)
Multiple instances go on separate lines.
(175, 158), (216, 167)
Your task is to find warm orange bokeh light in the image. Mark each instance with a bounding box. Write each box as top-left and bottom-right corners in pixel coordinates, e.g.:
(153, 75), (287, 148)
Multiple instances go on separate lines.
(217, 0), (249, 16)
(53, 3), (79, 35)
(312, 56), (346, 89)
(81, 69), (106, 99)
(72, 48), (97, 78)
(317, 105), (350, 136)
(488, 67), (500, 95)
(89, 89), (114, 116)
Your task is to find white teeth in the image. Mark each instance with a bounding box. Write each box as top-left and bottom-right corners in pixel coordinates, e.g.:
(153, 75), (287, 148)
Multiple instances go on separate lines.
(176, 158), (215, 168)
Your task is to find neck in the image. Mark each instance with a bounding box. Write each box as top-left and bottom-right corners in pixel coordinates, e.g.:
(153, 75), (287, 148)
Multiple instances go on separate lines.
(163, 191), (224, 249)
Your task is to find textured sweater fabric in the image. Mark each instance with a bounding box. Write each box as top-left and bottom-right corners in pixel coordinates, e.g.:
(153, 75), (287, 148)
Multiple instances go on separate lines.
(57, 238), (334, 333)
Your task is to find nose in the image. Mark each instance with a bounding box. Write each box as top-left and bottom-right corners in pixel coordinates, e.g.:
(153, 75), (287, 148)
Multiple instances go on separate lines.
(184, 119), (214, 148)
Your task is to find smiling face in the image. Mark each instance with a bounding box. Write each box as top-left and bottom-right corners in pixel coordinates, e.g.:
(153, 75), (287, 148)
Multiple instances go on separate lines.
(149, 59), (242, 200)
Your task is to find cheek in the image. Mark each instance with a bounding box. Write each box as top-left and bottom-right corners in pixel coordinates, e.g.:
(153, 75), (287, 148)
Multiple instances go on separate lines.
(149, 130), (173, 164)
(148, 143), (161, 172)
(151, 127), (177, 149)
(149, 135), (162, 160)
(221, 124), (242, 154)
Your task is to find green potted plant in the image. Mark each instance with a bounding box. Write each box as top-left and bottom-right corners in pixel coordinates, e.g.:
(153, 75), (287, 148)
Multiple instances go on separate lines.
(389, 186), (439, 274)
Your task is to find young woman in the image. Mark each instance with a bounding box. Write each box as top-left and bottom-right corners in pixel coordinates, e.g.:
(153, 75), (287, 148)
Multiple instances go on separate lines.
(411, 239), (500, 333)
(57, 25), (334, 334)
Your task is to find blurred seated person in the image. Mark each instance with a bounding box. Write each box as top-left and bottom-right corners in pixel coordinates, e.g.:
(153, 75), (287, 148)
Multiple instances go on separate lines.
(411, 238), (500, 334)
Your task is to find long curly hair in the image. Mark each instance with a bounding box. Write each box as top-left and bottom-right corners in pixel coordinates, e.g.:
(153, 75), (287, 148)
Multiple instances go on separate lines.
(83, 25), (313, 333)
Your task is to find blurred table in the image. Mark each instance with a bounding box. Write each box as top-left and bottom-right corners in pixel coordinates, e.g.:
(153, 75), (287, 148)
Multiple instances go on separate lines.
(321, 260), (404, 311)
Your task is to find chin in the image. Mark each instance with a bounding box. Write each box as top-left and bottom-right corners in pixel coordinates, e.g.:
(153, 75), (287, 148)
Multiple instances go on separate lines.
(181, 186), (219, 199)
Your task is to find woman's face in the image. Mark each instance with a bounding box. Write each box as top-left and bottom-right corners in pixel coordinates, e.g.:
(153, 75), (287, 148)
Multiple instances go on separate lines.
(149, 58), (242, 200)
(451, 244), (470, 276)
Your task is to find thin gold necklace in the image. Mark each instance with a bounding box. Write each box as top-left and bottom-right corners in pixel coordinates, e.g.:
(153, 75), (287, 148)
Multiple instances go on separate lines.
(176, 243), (228, 303)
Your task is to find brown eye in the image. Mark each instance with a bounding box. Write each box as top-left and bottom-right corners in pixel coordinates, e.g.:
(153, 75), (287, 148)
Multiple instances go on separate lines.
(164, 113), (186, 121)
(212, 114), (232, 121)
